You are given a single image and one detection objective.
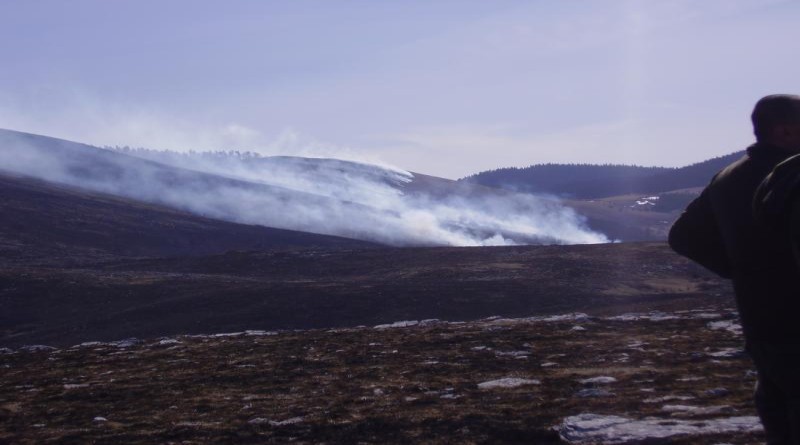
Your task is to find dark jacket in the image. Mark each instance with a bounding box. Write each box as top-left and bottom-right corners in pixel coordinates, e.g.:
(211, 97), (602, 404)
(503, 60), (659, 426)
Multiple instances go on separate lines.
(669, 142), (800, 342)
(754, 153), (800, 269)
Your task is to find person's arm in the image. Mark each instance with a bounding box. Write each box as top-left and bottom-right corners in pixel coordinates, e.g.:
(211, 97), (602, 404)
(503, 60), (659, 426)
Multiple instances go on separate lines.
(668, 188), (733, 279)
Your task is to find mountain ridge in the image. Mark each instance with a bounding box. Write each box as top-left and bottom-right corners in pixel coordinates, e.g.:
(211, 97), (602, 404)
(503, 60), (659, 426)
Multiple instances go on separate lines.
(460, 151), (744, 199)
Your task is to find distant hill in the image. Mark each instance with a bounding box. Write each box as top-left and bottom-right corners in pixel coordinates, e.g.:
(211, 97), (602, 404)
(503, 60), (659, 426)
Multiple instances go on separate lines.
(0, 128), (609, 246)
(461, 152), (744, 199)
(0, 172), (374, 264)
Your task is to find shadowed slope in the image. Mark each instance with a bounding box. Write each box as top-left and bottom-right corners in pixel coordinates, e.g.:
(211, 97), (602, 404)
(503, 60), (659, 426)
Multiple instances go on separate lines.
(0, 243), (730, 348)
(0, 171), (375, 263)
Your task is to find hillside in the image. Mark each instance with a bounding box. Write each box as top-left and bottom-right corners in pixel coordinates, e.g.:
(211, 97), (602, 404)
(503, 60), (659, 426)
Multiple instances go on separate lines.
(0, 171), (374, 264)
(461, 152), (743, 199)
(0, 128), (607, 246)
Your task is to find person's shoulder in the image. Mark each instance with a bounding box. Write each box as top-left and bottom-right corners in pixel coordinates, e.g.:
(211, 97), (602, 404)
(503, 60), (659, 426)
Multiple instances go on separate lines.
(753, 153), (800, 227)
(712, 143), (789, 186)
(706, 151), (751, 189)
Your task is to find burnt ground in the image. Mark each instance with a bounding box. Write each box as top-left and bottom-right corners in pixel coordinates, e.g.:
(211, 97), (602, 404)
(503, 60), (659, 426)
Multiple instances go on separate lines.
(1, 242), (730, 348)
(0, 166), (758, 443)
(0, 305), (761, 444)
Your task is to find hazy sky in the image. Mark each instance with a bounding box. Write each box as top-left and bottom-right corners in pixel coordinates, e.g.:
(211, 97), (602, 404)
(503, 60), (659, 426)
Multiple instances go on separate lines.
(1, 0), (799, 178)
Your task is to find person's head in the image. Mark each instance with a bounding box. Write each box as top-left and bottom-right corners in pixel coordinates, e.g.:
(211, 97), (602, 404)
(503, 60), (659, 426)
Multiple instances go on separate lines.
(751, 94), (800, 150)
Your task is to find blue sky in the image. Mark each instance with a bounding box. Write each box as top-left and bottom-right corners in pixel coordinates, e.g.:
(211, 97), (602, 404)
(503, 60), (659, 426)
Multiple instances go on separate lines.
(1, 0), (799, 178)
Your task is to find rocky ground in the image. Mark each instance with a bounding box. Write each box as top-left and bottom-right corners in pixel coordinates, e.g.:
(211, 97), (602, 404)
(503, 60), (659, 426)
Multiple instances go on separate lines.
(1, 303), (763, 444)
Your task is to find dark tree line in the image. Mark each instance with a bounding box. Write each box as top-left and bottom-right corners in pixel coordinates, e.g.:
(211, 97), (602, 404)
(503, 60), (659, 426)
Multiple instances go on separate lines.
(106, 146), (264, 161)
(460, 152), (744, 199)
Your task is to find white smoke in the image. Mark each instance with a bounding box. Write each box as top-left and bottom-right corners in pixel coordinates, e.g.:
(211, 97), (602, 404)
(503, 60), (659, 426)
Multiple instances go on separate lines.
(0, 129), (609, 246)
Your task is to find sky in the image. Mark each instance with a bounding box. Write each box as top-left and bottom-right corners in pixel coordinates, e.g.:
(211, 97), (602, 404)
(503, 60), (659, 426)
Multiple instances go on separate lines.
(1, 0), (799, 179)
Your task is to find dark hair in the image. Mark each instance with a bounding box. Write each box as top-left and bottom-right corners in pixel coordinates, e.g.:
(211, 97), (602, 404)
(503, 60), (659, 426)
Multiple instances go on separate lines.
(752, 94), (800, 141)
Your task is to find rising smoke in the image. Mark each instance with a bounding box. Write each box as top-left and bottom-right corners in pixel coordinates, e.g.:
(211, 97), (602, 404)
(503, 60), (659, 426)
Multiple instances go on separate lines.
(0, 129), (608, 246)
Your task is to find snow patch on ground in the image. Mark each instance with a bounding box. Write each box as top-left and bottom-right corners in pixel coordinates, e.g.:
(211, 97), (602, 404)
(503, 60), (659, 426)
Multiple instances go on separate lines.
(707, 320), (743, 336)
(374, 319), (439, 329)
(157, 339), (182, 346)
(606, 312), (679, 322)
(643, 395), (695, 403)
(532, 313), (591, 323)
(558, 413), (762, 444)
(477, 377), (540, 389)
(707, 348), (744, 358)
(495, 350), (530, 359)
(661, 404), (735, 416)
(579, 376), (617, 384)
(249, 416), (304, 426)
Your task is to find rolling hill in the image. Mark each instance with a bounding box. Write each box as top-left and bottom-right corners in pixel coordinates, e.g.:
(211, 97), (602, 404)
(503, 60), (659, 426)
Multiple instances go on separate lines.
(0, 171), (374, 264)
(0, 128), (608, 246)
(461, 152), (743, 199)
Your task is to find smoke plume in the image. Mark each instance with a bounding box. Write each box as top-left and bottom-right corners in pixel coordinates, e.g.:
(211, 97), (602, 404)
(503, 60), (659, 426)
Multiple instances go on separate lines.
(0, 129), (608, 246)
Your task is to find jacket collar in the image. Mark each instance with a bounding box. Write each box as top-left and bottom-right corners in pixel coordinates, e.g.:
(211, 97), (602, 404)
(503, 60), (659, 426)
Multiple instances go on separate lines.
(747, 141), (800, 159)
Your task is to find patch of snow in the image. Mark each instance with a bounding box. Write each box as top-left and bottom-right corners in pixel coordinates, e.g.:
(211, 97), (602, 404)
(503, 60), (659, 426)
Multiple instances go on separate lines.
(662, 405), (735, 416)
(607, 312), (679, 322)
(63, 384), (89, 389)
(471, 346), (490, 351)
(707, 320), (743, 336)
(93, 417), (108, 422)
(440, 394), (461, 399)
(157, 339), (181, 345)
(110, 338), (141, 348)
(677, 376), (705, 382)
(76, 341), (108, 348)
(692, 312), (723, 320)
(571, 326), (587, 332)
(210, 332), (246, 338)
(374, 320), (419, 329)
(245, 330), (278, 336)
(579, 376), (617, 384)
(707, 348), (743, 358)
(541, 362), (558, 367)
(643, 395), (695, 403)
(478, 377), (541, 389)
(0, 347), (14, 354)
(272, 417), (304, 426)
(558, 413), (762, 444)
(495, 350), (530, 359)
(536, 313), (591, 323)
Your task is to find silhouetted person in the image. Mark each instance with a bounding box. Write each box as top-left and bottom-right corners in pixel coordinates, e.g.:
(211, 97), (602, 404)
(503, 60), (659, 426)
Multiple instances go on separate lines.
(669, 94), (800, 444)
